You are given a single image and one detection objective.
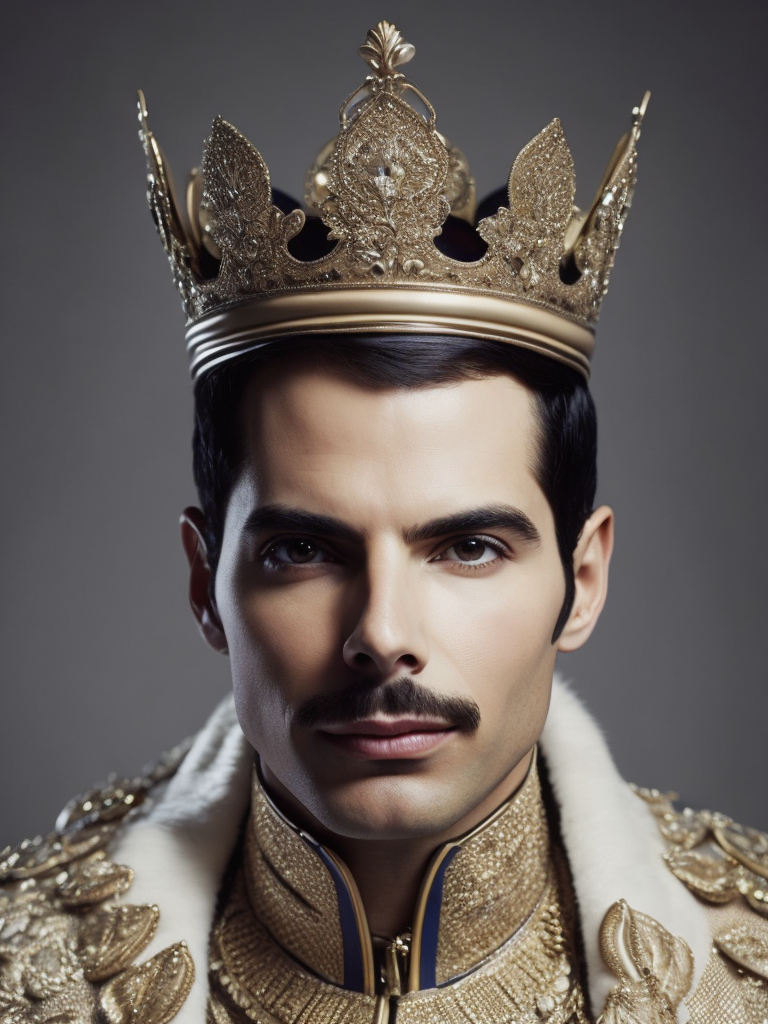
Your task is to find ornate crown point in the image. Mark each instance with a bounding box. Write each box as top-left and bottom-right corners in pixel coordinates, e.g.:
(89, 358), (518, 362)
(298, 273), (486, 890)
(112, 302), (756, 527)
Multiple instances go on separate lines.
(634, 90), (651, 126)
(358, 21), (415, 76)
(140, 23), (648, 381)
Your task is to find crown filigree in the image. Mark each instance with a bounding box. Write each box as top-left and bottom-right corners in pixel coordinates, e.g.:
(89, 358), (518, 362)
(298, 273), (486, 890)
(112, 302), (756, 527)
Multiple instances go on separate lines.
(139, 21), (648, 379)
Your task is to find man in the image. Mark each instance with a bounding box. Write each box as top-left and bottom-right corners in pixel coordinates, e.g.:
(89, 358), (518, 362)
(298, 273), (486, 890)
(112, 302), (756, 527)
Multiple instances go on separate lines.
(1, 21), (766, 1024)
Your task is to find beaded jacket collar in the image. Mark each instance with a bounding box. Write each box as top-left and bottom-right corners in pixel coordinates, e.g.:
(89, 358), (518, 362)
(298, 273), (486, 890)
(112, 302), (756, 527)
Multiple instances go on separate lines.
(206, 753), (589, 1022)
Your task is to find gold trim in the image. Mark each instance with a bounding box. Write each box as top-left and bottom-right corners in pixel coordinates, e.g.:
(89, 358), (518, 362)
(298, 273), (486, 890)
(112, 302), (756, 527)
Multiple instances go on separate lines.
(407, 749), (540, 991)
(252, 768), (376, 995)
(321, 846), (377, 997)
(186, 287), (594, 380)
(407, 840), (462, 992)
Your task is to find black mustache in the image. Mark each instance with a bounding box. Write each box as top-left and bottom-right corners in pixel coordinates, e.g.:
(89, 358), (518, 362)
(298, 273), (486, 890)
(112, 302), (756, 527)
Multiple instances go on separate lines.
(294, 677), (481, 732)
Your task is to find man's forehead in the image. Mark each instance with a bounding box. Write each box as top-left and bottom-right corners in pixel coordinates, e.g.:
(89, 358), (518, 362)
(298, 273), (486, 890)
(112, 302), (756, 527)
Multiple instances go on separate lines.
(231, 362), (549, 530)
(241, 360), (538, 453)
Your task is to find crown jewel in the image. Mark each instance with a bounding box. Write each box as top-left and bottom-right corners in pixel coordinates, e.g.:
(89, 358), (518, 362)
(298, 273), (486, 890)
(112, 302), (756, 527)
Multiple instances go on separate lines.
(139, 21), (648, 379)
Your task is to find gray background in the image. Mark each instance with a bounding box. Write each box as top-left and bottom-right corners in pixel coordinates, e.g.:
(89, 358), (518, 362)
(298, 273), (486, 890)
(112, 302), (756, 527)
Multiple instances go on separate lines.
(2, 0), (766, 843)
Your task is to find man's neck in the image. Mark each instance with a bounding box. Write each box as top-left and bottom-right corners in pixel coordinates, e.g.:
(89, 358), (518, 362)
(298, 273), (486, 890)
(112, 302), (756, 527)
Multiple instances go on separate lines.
(218, 753), (583, 1017)
(260, 748), (534, 938)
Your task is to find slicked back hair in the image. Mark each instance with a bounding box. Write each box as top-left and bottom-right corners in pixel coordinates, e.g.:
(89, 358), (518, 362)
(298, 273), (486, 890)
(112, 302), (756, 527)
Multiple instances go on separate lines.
(191, 335), (597, 641)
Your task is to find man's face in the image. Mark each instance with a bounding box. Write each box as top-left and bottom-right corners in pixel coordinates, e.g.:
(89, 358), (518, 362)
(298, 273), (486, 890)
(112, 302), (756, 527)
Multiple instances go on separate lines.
(214, 362), (569, 843)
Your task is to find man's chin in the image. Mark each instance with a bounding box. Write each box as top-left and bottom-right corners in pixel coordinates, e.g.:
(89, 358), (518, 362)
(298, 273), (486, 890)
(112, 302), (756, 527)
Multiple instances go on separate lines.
(302, 775), (476, 845)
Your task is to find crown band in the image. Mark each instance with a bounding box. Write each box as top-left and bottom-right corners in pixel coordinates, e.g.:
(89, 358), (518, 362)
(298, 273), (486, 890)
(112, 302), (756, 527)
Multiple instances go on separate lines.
(186, 286), (595, 379)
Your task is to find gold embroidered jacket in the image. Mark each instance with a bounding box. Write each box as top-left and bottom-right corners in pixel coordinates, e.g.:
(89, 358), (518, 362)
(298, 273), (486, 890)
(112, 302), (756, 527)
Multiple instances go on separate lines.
(1, 679), (766, 1023)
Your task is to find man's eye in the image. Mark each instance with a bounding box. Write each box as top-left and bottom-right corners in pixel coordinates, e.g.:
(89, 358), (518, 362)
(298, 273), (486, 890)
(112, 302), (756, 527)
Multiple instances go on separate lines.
(439, 537), (504, 565)
(263, 539), (328, 566)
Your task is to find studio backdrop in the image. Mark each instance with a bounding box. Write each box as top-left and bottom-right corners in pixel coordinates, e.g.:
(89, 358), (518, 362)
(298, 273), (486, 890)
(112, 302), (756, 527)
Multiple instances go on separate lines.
(1, 0), (766, 840)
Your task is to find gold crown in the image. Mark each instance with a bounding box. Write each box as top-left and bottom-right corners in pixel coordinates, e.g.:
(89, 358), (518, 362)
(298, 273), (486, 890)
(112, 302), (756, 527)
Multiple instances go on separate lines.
(139, 21), (648, 380)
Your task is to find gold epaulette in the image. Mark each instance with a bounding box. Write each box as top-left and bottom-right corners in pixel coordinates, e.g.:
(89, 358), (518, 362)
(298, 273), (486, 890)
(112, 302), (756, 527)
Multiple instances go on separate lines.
(633, 786), (768, 921)
(0, 740), (195, 1023)
(632, 785), (768, 1021)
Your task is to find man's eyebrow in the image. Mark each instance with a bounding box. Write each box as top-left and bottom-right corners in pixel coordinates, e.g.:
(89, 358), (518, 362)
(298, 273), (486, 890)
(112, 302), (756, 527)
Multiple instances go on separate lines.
(243, 504), (360, 541)
(404, 505), (541, 545)
(243, 503), (540, 546)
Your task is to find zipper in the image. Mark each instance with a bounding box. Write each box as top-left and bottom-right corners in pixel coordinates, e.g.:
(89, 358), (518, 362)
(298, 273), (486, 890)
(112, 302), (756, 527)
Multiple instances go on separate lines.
(373, 931), (411, 1022)
(382, 933), (411, 996)
(372, 993), (391, 1024)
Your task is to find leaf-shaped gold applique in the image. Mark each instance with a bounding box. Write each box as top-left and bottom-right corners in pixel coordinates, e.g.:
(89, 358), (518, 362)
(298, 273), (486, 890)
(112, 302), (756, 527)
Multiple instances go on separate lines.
(0, 823), (115, 883)
(599, 900), (693, 1009)
(358, 21), (415, 75)
(629, 785), (679, 809)
(742, 873), (768, 917)
(19, 934), (83, 999)
(12, 980), (98, 1022)
(56, 779), (147, 831)
(627, 912), (693, 1009)
(655, 808), (710, 850)
(598, 975), (677, 1024)
(600, 900), (644, 984)
(506, 118), (576, 271)
(323, 91), (449, 271)
(57, 855), (133, 907)
(100, 941), (195, 1024)
(715, 925), (768, 980)
(202, 117), (273, 269)
(664, 847), (741, 903)
(77, 903), (159, 982)
(714, 821), (768, 878)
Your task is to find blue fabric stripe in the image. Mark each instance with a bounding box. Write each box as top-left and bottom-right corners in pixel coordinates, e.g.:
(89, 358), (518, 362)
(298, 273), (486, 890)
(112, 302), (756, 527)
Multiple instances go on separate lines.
(418, 846), (460, 990)
(309, 842), (366, 992)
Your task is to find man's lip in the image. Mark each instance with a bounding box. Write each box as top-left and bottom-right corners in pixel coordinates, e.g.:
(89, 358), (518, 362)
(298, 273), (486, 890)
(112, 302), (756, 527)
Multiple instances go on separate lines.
(318, 717), (455, 737)
(318, 723), (457, 759)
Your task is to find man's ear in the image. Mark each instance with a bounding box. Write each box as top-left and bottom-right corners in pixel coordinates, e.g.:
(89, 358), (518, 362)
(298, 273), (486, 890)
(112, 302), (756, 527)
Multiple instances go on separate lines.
(556, 505), (614, 653)
(180, 507), (228, 654)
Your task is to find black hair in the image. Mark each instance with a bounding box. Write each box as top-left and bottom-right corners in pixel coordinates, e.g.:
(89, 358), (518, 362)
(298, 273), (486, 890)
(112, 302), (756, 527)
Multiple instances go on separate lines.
(192, 334), (597, 641)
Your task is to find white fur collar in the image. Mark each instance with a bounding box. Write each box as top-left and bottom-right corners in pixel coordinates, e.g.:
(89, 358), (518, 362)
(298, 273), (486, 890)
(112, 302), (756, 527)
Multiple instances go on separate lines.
(110, 677), (711, 1023)
(541, 679), (711, 1020)
(110, 697), (252, 1022)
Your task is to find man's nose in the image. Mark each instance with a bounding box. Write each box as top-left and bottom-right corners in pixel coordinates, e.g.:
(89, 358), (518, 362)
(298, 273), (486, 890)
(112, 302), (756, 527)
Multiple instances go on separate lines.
(342, 546), (428, 678)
